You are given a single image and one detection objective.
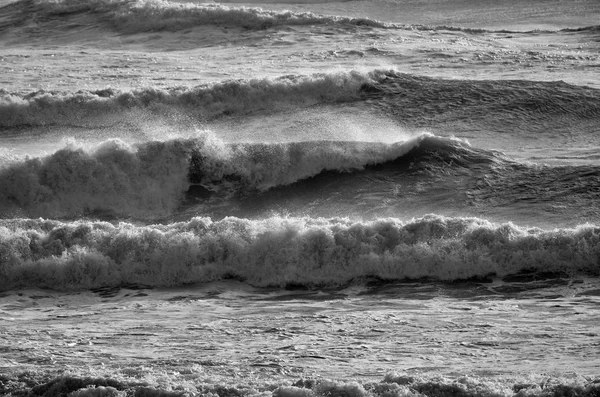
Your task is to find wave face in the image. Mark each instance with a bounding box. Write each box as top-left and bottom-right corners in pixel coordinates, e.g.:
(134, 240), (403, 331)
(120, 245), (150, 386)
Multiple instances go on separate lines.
(0, 138), (193, 219)
(0, 132), (423, 219)
(2, 214), (600, 292)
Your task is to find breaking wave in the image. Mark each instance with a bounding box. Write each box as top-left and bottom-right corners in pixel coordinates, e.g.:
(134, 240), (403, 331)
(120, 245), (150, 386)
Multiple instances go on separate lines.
(1, 372), (599, 397)
(0, 133), (494, 219)
(2, 0), (596, 44)
(1, 214), (600, 292)
(0, 70), (379, 128)
(2, 70), (598, 134)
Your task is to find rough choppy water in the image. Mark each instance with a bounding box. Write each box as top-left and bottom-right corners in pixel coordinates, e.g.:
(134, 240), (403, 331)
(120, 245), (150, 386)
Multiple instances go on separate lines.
(1, 0), (600, 395)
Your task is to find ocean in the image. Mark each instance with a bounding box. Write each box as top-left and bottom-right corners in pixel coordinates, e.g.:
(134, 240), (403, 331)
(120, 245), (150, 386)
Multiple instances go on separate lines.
(1, 0), (600, 395)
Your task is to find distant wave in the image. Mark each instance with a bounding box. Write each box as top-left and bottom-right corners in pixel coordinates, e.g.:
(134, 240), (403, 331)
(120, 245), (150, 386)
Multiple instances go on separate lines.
(561, 25), (600, 32)
(2, 0), (596, 40)
(2, 0), (386, 34)
(359, 73), (600, 132)
(0, 70), (380, 128)
(409, 24), (600, 34)
(1, 214), (599, 291)
(0, 138), (192, 219)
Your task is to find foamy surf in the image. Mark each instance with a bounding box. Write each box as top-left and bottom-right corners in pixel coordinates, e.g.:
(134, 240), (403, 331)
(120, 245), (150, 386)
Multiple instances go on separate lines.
(0, 372), (598, 397)
(2, 214), (599, 292)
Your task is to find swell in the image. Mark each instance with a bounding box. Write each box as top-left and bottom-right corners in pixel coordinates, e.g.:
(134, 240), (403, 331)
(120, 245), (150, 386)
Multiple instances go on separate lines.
(359, 72), (600, 134)
(189, 136), (600, 227)
(1, 214), (599, 292)
(0, 0), (387, 37)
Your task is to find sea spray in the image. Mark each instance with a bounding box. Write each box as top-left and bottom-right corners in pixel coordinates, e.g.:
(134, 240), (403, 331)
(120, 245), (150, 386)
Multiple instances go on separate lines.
(0, 70), (380, 128)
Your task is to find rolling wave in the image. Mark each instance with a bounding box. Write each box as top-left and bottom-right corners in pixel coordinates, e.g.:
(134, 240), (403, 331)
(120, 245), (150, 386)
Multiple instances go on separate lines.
(359, 73), (600, 133)
(1, 0), (596, 43)
(3, 70), (599, 133)
(0, 70), (378, 128)
(0, 0), (386, 36)
(0, 133), (447, 219)
(1, 213), (599, 292)
(2, 372), (598, 397)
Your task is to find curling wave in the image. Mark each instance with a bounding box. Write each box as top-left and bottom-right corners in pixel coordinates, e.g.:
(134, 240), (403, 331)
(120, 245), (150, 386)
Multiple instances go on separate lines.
(3, 131), (600, 224)
(0, 133), (499, 219)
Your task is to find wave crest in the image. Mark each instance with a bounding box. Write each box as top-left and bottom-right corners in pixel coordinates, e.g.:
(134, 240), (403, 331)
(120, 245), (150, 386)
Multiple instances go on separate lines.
(0, 133), (487, 219)
(24, 0), (386, 33)
(0, 70), (380, 128)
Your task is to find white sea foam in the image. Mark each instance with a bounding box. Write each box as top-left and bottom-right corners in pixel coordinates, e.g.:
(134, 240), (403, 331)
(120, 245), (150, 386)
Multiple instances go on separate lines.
(31, 0), (388, 31)
(1, 214), (599, 291)
(1, 371), (598, 397)
(0, 138), (191, 219)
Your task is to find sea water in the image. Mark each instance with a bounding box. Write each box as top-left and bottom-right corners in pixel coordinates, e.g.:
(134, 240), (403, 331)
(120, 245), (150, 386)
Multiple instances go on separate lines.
(0, 0), (599, 395)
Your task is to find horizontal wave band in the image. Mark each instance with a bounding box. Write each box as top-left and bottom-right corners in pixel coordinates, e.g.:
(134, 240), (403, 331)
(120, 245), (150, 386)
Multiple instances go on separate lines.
(0, 133), (496, 219)
(3, 69), (600, 130)
(2, 0), (596, 39)
(2, 372), (599, 397)
(1, 214), (599, 292)
(0, 70), (379, 128)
